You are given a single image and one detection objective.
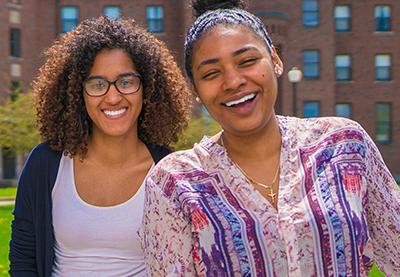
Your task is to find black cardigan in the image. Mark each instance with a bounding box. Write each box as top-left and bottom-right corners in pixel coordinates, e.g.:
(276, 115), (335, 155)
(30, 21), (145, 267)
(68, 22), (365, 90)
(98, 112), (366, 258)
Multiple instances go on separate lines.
(9, 142), (170, 277)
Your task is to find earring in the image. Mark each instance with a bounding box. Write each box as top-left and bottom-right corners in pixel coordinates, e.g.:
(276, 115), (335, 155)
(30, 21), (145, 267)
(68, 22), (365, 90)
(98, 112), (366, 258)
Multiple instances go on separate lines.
(195, 96), (201, 103)
(275, 67), (282, 76)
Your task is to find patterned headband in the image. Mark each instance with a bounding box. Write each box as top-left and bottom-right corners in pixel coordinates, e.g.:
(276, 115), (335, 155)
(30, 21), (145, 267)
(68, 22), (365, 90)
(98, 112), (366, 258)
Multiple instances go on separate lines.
(184, 7), (273, 80)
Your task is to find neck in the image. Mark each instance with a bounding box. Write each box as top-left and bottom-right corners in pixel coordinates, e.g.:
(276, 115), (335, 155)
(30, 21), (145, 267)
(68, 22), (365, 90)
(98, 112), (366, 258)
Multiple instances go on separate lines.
(221, 116), (281, 162)
(85, 131), (145, 167)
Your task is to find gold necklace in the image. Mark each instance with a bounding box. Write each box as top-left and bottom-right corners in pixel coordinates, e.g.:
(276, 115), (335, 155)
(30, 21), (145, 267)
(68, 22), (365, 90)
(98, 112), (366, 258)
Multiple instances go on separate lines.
(220, 134), (279, 205)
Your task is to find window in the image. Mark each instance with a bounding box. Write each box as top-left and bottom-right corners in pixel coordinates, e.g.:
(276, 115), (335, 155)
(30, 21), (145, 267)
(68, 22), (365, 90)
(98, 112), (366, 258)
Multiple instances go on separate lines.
(376, 103), (391, 144)
(335, 6), (351, 31)
(9, 80), (20, 100)
(10, 28), (21, 57)
(61, 6), (78, 33)
(336, 103), (352, 118)
(375, 54), (391, 81)
(303, 50), (320, 79)
(303, 0), (319, 27)
(104, 6), (121, 19)
(375, 5), (391, 31)
(303, 101), (320, 118)
(335, 55), (351, 81)
(146, 6), (164, 33)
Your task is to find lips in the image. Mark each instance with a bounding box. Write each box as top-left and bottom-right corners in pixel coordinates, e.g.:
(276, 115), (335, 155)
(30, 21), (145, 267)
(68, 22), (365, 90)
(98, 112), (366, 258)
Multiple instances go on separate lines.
(223, 93), (256, 107)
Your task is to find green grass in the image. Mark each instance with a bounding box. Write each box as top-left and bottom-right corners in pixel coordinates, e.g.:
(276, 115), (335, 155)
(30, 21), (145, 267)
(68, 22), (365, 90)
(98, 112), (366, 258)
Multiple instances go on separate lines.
(0, 202), (387, 276)
(0, 188), (16, 198)
(0, 205), (13, 276)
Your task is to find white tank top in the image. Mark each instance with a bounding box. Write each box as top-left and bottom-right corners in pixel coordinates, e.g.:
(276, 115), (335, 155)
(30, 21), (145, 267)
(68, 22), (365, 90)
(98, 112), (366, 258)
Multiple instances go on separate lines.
(52, 155), (151, 277)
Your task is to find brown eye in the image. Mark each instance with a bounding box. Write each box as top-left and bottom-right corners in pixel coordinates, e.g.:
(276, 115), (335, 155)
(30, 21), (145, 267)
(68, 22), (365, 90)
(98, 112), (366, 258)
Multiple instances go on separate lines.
(240, 58), (257, 67)
(202, 71), (220, 80)
(86, 79), (107, 91)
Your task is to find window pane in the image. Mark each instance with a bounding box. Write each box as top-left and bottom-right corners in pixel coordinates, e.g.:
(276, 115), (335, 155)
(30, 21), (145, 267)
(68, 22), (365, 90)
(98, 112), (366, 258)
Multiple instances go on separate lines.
(303, 51), (319, 79)
(336, 55), (350, 66)
(335, 6), (351, 31)
(104, 6), (121, 19)
(336, 19), (350, 31)
(375, 5), (391, 31)
(61, 7), (78, 19)
(376, 103), (391, 143)
(336, 55), (351, 80)
(375, 6), (390, 17)
(375, 55), (390, 66)
(146, 6), (164, 33)
(303, 0), (319, 27)
(375, 55), (391, 81)
(336, 103), (351, 118)
(10, 28), (21, 57)
(61, 6), (78, 33)
(335, 6), (350, 17)
(303, 102), (320, 118)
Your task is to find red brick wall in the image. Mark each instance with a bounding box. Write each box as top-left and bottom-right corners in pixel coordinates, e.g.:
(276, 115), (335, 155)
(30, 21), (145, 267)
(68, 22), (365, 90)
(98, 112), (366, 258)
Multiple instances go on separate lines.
(0, 0), (398, 178)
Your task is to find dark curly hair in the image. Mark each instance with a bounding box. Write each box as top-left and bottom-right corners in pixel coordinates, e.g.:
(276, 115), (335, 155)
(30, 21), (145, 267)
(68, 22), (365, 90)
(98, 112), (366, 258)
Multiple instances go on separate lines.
(33, 17), (191, 157)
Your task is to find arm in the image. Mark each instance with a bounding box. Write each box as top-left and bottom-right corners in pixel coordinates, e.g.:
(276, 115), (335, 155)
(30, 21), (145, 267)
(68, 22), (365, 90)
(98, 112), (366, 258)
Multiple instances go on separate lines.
(364, 132), (400, 275)
(141, 176), (196, 276)
(9, 152), (39, 276)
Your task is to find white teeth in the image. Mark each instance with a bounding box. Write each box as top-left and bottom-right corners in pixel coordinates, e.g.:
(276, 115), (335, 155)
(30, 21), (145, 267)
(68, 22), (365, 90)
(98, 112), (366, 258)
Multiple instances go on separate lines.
(103, 108), (126, 116)
(225, 93), (256, 107)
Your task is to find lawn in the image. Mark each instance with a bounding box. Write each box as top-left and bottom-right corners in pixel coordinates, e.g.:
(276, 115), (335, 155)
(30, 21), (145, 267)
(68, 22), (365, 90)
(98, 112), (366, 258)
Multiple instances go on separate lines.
(0, 187), (16, 198)
(0, 205), (13, 276)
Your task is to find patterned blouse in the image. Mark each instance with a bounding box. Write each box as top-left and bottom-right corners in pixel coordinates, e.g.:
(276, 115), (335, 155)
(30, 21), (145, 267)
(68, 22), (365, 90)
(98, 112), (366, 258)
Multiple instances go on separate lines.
(140, 116), (400, 277)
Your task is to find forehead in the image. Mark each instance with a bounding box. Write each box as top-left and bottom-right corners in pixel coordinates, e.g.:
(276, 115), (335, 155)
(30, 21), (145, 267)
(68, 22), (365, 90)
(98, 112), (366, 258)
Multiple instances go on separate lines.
(193, 24), (268, 60)
(89, 48), (137, 76)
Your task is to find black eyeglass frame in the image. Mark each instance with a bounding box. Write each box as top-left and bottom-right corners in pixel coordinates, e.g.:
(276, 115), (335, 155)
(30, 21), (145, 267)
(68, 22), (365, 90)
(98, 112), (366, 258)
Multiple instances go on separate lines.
(83, 72), (142, 97)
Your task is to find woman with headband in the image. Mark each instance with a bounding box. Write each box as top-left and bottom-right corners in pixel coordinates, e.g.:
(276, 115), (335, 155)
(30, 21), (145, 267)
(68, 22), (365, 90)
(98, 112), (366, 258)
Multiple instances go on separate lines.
(141, 0), (400, 276)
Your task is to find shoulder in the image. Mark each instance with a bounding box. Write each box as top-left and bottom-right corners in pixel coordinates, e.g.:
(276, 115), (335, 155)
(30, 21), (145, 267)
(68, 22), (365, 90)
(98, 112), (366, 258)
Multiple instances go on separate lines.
(17, 142), (62, 198)
(283, 116), (368, 144)
(149, 148), (202, 182)
(26, 142), (62, 164)
(22, 142), (62, 175)
(296, 116), (363, 132)
(146, 148), (204, 196)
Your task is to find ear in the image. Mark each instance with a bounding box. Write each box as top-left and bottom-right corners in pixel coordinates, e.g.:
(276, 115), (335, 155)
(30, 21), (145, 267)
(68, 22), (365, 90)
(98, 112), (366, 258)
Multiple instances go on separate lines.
(191, 82), (202, 104)
(271, 46), (283, 77)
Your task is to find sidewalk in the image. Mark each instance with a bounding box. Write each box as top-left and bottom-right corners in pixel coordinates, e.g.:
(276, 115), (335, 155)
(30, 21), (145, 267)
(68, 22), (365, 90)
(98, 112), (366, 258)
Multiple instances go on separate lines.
(0, 197), (15, 206)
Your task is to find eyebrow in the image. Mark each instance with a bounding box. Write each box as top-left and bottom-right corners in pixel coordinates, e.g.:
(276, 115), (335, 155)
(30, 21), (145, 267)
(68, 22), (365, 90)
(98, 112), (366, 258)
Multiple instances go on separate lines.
(196, 46), (258, 70)
(86, 72), (139, 81)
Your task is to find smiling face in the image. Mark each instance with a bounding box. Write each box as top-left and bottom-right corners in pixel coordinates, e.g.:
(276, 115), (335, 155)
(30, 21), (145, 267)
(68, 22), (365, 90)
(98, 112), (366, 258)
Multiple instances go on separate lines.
(192, 24), (283, 137)
(84, 48), (143, 140)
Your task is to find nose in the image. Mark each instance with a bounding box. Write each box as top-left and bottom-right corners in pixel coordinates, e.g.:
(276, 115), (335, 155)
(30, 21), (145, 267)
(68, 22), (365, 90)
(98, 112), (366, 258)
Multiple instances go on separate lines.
(104, 83), (122, 104)
(222, 68), (246, 92)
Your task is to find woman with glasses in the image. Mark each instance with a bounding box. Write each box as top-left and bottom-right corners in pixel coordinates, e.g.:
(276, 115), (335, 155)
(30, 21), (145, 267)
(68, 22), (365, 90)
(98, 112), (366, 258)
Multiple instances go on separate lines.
(141, 0), (400, 276)
(9, 17), (190, 277)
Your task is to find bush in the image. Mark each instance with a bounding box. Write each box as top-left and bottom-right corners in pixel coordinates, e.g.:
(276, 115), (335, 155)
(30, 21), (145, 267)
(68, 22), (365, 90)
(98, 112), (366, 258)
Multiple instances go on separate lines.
(173, 116), (221, 150)
(0, 92), (40, 153)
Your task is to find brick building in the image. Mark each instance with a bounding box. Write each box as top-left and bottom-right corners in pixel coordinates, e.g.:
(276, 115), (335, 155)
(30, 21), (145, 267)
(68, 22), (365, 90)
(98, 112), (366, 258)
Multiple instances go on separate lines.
(0, 0), (399, 180)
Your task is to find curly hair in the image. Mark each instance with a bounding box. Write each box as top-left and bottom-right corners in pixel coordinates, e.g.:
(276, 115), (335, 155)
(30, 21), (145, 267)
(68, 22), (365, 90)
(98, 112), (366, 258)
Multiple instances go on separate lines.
(33, 17), (191, 157)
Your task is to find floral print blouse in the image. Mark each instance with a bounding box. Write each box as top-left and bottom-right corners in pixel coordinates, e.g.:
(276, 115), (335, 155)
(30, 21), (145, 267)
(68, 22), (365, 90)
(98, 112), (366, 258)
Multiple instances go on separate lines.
(140, 116), (400, 277)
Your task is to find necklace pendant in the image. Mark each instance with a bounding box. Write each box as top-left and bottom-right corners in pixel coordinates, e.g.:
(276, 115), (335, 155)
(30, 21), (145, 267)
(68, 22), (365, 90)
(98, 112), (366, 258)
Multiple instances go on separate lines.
(268, 190), (276, 203)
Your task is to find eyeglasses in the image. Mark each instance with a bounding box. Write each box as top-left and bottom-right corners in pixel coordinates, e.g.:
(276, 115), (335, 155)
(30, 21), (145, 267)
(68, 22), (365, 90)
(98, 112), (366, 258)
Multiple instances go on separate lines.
(83, 73), (142, 97)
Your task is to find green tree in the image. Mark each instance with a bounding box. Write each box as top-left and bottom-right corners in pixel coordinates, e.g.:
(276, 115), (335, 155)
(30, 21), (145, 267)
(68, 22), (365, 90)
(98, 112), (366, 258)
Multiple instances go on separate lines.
(0, 92), (40, 153)
(173, 116), (221, 150)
